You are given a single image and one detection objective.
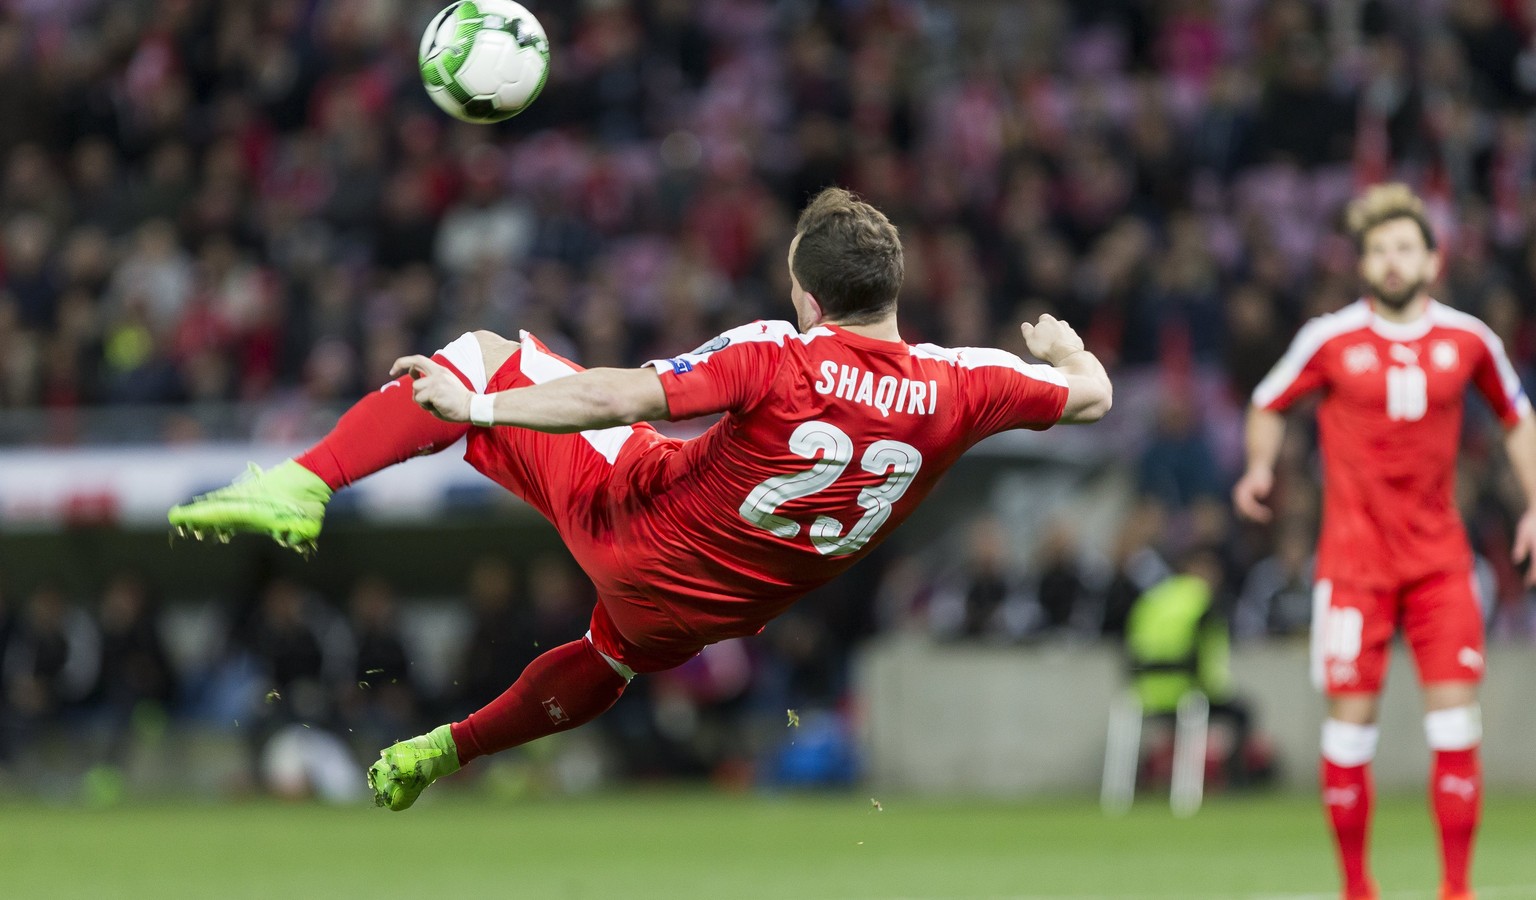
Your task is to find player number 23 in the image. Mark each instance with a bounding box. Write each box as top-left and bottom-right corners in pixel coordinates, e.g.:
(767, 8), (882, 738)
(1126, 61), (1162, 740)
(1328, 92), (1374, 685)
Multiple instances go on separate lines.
(738, 420), (923, 556)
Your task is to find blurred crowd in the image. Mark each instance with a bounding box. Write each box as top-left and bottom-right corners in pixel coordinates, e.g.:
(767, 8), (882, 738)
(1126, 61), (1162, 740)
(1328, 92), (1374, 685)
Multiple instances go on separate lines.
(2, 0), (1536, 415)
(10, 0), (1536, 793)
(0, 554), (870, 798)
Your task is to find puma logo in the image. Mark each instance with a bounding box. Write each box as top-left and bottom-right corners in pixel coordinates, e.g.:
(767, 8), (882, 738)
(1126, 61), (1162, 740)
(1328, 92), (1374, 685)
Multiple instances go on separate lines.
(1438, 774), (1476, 802)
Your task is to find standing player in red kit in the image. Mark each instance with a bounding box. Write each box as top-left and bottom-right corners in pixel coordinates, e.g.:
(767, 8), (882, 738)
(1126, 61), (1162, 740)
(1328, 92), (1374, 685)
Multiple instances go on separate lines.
(169, 188), (1112, 810)
(1234, 184), (1536, 900)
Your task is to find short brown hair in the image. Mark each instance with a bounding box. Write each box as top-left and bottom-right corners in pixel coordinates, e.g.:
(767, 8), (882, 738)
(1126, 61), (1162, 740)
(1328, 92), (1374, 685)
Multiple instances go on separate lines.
(792, 187), (904, 324)
(1346, 183), (1436, 251)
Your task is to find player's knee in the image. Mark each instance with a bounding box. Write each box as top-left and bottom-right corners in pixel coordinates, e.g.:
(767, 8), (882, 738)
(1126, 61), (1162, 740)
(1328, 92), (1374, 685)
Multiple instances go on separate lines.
(1321, 719), (1379, 766)
(472, 330), (518, 374)
(1425, 704), (1481, 750)
(1326, 692), (1378, 726)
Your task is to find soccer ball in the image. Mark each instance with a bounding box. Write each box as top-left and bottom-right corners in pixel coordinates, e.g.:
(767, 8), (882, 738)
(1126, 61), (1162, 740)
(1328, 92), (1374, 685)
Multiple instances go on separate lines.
(418, 1), (550, 124)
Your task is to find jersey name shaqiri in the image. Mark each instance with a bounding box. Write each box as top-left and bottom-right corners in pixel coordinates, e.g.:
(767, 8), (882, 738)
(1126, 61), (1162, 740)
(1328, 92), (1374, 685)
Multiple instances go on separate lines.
(812, 360), (937, 416)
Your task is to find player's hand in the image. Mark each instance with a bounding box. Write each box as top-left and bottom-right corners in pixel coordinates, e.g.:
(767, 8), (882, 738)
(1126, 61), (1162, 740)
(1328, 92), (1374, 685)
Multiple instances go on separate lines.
(1512, 509), (1536, 586)
(1233, 465), (1275, 523)
(390, 355), (471, 423)
(1021, 314), (1086, 366)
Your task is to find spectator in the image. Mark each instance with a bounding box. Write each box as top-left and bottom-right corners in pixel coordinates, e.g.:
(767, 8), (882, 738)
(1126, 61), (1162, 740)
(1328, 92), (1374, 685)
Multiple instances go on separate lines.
(338, 576), (419, 750)
(1097, 499), (1173, 638)
(93, 570), (178, 764)
(1137, 394), (1223, 511)
(242, 577), (356, 801)
(1234, 522), (1316, 639)
(927, 517), (1030, 641)
(1125, 548), (1257, 787)
(2, 583), (101, 757)
(451, 557), (536, 719)
(1030, 519), (1093, 636)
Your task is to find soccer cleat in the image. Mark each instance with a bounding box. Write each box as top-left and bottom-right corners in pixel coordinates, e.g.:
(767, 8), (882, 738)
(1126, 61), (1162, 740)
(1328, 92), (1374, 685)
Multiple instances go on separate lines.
(167, 460), (332, 554)
(1440, 889), (1475, 900)
(1343, 883), (1379, 900)
(367, 724), (461, 811)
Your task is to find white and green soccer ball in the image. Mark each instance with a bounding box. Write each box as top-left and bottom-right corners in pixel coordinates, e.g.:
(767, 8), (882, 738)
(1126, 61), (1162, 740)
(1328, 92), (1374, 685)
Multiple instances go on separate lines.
(418, 1), (550, 124)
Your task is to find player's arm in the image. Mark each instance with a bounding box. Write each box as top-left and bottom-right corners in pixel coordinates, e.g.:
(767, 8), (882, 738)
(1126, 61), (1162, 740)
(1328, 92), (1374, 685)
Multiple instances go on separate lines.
(390, 355), (668, 432)
(1234, 317), (1330, 523)
(1020, 314), (1111, 423)
(1233, 406), (1286, 523)
(1501, 414), (1536, 584)
(1467, 325), (1536, 583)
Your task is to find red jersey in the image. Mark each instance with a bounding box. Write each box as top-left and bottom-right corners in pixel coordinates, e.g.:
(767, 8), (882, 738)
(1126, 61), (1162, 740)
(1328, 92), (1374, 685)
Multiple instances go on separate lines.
(1253, 299), (1530, 590)
(598, 320), (1069, 641)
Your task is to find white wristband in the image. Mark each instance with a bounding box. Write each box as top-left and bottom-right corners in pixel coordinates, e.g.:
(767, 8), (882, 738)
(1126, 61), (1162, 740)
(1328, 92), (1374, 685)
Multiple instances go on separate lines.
(469, 393), (497, 428)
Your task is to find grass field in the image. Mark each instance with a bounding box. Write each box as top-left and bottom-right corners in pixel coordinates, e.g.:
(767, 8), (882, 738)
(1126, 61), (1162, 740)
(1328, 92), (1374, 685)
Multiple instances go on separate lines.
(6, 789), (1534, 899)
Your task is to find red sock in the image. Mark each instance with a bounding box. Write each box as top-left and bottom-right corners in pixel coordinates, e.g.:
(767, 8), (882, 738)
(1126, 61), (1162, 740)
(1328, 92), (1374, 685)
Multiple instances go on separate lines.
(295, 353), (473, 490)
(1432, 747), (1480, 895)
(1322, 758), (1374, 897)
(450, 638), (628, 766)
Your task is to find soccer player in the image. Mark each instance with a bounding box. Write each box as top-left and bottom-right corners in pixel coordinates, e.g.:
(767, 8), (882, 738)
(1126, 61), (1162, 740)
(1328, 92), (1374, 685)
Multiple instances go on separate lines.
(1233, 184), (1536, 900)
(168, 188), (1112, 811)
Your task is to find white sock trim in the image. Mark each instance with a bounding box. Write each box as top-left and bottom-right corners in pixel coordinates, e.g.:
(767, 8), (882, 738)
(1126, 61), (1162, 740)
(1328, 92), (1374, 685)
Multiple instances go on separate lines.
(1425, 705), (1482, 750)
(434, 332), (489, 394)
(585, 631), (635, 682)
(1321, 719), (1379, 767)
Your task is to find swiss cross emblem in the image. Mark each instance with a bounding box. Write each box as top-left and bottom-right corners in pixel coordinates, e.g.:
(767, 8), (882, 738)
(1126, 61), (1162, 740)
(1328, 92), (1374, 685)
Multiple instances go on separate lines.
(1431, 340), (1459, 371)
(543, 697), (569, 724)
(1343, 343), (1378, 374)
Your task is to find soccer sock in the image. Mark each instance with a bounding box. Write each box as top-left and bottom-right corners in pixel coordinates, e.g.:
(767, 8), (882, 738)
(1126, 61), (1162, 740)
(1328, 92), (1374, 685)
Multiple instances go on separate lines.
(1426, 706), (1483, 896)
(1431, 748), (1480, 895)
(295, 351), (476, 490)
(1321, 719), (1380, 898)
(1322, 759), (1374, 896)
(450, 637), (629, 766)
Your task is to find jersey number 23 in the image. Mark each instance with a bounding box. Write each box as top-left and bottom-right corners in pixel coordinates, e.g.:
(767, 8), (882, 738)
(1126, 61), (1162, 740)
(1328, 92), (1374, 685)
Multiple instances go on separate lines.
(738, 420), (923, 557)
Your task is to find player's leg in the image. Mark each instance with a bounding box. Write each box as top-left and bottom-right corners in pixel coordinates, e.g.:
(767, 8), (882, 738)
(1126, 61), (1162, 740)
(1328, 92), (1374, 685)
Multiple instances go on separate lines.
(367, 333), (686, 810)
(167, 333), (493, 549)
(1323, 693), (1381, 900)
(368, 636), (632, 811)
(1314, 579), (1396, 900)
(1423, 683), (1480, 900)
(297, 330), (512, 488)
(368, 601), (697, 811)
(1403, 571), (1486, 900)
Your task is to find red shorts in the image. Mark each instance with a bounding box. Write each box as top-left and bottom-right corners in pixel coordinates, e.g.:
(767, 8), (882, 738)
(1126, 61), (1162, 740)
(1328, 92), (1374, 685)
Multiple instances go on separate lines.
(460, 333), (705, 674)
(1311, 570), (1485, 695)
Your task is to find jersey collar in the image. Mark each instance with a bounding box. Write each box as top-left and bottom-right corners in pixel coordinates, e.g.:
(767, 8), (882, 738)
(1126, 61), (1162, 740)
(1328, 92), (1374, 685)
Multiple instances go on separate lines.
(818, 323), (911, 353)
(1366, 297), (1435, 341)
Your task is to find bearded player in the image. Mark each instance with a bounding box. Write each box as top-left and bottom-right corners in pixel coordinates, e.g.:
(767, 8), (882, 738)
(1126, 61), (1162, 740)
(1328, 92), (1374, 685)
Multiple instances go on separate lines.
(1234, 184), (1536, 900)
(168, 188), (1112, 811)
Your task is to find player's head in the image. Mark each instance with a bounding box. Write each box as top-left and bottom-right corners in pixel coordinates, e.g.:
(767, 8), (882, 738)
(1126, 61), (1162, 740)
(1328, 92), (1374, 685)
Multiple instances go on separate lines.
(789, 187), (904, 330)
(1347, 183), (1439, 312)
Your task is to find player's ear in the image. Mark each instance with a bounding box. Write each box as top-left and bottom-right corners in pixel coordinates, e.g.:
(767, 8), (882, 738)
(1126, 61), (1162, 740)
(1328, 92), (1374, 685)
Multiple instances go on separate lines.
(1425, 248), (1442, 284)
(804, 291), (826, 325)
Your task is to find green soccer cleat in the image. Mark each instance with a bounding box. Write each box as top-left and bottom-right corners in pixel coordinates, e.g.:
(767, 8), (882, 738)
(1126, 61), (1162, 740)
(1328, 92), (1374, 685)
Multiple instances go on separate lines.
(368, 724), (461, 811)
(167, 460), (332, 554)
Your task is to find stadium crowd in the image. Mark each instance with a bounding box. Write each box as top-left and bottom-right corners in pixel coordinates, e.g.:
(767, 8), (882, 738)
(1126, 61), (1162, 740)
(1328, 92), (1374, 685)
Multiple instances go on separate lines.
(7, 0), (1536, 792)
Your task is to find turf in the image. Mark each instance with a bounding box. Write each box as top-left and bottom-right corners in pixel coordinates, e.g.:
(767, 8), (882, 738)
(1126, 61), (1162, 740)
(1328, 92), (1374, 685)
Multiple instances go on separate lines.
(5, 790), (1533, 899)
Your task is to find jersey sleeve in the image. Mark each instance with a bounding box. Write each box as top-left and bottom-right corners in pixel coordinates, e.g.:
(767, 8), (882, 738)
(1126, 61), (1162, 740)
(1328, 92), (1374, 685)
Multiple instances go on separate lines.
(1467, 321), (1532, 427)
(952, 347), (1070, 436)
(645, 320), (799, 419)
(1252, 319), (1332, 411)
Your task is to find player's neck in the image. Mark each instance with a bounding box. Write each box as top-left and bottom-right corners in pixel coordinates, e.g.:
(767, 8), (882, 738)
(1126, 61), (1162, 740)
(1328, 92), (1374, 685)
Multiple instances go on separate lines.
(1370, 293), (1431, 324)
(822, 317), (902, 342)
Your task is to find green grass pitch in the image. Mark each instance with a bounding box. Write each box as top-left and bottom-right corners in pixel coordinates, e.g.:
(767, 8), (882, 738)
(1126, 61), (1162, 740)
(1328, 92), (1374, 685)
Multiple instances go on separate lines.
(5, 790), (1533, 899)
